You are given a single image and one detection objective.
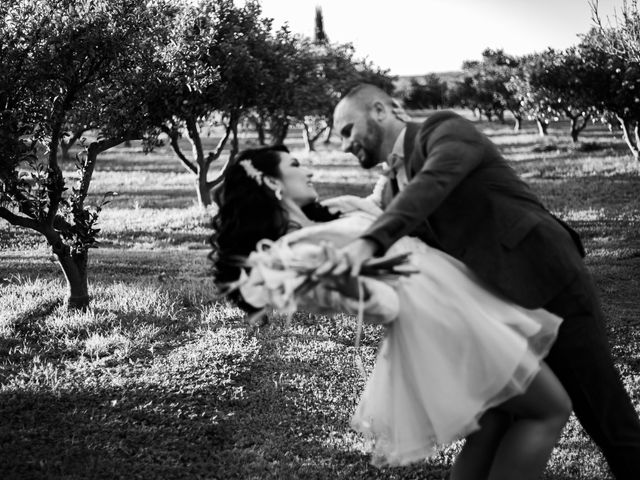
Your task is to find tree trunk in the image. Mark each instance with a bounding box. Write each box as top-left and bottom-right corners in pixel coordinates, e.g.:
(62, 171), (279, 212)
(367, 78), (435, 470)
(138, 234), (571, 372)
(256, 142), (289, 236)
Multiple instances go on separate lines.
(60, 128), (85, 162)
(255, 118), (266, 146)
(196, 171), (212, 207)
(324, 123), (333, 144)
(513, 115), (522, 132)
(58, 252), (89, 310)
(302, 122), (315, 152)
(44, 226), (89, 310)
(496, 109), (505, 124)
(618, 116), (640, 160)
(53, 136), (128, 309)
(230, 115), (239, 161)
(271, 119), (289, 145)
(568, 114), (589, 143)
(570, 117), (580, 143)
(536, 118), (549, 137)
(184, 116), (212, 208)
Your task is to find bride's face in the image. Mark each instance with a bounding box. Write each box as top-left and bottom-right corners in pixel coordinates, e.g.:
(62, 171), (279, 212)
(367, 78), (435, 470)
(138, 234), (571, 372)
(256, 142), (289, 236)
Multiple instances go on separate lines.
(277, 152), (318, 206)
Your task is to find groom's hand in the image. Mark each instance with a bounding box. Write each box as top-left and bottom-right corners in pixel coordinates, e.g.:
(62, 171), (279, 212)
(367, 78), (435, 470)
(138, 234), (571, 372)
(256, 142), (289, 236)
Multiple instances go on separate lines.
(315, 238), (378, 277)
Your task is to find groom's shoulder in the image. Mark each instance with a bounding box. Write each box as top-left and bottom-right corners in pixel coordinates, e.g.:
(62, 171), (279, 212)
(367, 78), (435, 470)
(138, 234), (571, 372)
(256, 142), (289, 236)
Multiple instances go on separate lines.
(414, 111), (479, 144)
(420, 110), (471, 130)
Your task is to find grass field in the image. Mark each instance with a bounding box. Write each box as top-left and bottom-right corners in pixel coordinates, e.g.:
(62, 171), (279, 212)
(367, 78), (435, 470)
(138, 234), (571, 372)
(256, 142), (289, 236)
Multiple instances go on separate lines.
(1, 114), (640, 479)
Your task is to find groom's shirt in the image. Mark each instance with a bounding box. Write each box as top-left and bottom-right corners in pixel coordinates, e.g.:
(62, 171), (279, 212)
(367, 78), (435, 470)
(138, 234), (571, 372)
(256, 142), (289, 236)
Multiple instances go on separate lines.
(367, 127), (407, 209)
(384, 127), (408, 192)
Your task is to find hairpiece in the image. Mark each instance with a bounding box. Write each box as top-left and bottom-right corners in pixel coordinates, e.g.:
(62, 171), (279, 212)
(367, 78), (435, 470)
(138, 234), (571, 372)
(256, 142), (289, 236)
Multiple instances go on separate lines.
(239, 160), (263, 185)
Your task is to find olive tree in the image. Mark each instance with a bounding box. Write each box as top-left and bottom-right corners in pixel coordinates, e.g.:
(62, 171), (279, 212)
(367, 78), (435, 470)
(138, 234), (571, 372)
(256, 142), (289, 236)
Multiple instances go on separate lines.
(146, 0), (272, 207)
(0, 0), (168, 309)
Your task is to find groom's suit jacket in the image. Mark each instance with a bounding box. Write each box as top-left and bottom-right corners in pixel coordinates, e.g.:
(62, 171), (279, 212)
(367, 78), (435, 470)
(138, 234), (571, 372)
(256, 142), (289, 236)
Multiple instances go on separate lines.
(363, 112), (585, 309)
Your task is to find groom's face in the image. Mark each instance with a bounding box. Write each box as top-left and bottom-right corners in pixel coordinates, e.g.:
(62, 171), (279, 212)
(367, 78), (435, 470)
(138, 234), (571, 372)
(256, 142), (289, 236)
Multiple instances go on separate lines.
(334, 102), (384, 169)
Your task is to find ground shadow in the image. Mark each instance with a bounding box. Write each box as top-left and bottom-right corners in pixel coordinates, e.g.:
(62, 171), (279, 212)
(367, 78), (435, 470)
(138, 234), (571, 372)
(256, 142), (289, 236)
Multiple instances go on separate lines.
(0, 343), (450, 480)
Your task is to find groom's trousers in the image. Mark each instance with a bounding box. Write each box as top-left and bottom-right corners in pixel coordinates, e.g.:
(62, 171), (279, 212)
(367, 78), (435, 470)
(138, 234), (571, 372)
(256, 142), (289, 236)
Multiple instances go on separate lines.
(543, 266), (640, 480)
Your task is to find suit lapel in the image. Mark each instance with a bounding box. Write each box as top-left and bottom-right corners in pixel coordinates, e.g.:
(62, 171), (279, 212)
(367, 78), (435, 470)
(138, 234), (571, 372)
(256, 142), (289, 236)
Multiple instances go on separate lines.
(403, 122), (421, 179)
(399, 121), (443, 249)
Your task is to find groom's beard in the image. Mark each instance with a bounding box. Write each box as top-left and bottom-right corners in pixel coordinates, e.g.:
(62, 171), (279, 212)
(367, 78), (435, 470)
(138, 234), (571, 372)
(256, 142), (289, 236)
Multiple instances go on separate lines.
(358, 119), (384, 169)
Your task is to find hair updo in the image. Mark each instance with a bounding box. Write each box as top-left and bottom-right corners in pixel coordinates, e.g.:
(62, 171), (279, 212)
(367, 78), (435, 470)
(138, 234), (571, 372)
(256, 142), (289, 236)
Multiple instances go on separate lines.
(210, 145), (339, 312)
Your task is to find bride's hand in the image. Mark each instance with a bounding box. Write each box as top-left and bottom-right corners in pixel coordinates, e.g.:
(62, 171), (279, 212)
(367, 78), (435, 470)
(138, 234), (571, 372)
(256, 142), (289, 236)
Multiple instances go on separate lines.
(321, 274), (369, 300)
(316, 238), (378, 277)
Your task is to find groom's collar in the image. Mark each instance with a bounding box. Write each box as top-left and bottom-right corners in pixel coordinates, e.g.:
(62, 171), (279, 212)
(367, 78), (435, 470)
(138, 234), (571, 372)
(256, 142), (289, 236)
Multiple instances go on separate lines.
(390, 127), (406, 159)
(403, 122), (421, 160)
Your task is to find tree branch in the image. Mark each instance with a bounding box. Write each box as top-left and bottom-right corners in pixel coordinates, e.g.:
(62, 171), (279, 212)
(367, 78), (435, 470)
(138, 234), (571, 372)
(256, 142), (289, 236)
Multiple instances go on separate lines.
(46, 88), (78, 226)
(0, 174), (39, 219)
(206, 155), (233, 192)
(76, 136), (129, 208)
(161, 125), (198, 175)
(61, 125), (89, 152)
(185, 116), (205, 167)
(0, 206), (41, 232)
(310, 124), (330, 143)
(53, 214), (73, 234)
(207, 121), (233, 170)
(578, 114), (590, 132)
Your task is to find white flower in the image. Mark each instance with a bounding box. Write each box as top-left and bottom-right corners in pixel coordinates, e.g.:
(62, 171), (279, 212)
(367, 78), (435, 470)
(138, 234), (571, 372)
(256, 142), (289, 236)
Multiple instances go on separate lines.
(239, 160), (263, 185)
(239, 239), (325, 316)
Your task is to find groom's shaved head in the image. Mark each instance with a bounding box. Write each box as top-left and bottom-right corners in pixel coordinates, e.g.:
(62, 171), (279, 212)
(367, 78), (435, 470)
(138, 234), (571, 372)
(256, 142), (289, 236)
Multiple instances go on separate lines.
(340, 83), (395, 111)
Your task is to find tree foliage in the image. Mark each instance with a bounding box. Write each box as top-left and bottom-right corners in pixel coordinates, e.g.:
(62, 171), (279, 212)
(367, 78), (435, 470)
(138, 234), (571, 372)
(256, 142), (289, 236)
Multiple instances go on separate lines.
(255, 31), (394, 152)
(506, 48), (605, 140)
(143, 0), (273, 206)
(590, 0), (640, 65)
(578, 29), (640, 158)
(401, 74), (448, 110)
(452, 49), (521, 128)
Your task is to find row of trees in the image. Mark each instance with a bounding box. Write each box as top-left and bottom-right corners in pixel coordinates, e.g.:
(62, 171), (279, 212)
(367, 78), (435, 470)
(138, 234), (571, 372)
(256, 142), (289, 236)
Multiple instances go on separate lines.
(400, 1), (640, 158)
(0, 0), (392, 309)
(3, 0), (638, 310)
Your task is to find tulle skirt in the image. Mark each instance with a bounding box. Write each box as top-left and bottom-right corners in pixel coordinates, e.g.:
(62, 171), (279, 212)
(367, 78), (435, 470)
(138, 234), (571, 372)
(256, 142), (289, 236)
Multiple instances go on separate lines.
(350, 243), (561, 467)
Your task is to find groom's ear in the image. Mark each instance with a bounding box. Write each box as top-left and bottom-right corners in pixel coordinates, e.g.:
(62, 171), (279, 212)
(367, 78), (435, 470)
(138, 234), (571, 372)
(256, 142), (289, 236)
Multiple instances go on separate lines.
(372, 100), (388, 121)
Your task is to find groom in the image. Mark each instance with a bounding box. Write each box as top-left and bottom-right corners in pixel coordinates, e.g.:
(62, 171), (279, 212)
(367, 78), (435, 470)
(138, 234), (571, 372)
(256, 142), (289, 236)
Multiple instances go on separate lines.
(324, 83), (640, 479)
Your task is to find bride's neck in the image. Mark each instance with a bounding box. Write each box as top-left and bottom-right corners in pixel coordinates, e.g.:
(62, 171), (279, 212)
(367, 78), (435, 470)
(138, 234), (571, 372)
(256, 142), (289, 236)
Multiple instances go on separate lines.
(282, 199), (315, 229)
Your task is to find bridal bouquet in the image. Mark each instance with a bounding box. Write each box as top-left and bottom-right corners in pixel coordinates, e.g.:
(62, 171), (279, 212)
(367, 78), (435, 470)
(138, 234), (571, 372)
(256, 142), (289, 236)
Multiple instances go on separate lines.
(219, 238), (415, 326)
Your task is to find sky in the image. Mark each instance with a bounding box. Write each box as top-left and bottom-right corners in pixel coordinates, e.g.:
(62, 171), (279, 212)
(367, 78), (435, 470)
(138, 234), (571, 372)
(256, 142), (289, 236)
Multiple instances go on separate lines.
(257, 0), (623, 75)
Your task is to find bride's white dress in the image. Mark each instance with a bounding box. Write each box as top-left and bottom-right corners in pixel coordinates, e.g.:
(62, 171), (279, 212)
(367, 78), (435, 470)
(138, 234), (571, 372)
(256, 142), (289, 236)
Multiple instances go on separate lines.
(260, 197), (562, 467)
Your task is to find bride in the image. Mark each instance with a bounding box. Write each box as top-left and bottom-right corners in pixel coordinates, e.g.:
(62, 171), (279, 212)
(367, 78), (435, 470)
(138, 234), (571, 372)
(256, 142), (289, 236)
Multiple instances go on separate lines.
(211, 145), (571, 480)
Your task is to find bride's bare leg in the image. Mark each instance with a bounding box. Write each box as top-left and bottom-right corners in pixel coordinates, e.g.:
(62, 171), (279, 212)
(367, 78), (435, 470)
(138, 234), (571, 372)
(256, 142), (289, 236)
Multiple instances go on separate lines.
(488, 362), (571, 480)
(450, 409), (511, 480)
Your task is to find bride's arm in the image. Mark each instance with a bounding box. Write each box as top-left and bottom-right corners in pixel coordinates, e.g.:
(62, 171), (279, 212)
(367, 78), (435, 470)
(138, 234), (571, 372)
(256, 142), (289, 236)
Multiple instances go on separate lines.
(298, 277), (400, 324)
(320, 194), (384, 217)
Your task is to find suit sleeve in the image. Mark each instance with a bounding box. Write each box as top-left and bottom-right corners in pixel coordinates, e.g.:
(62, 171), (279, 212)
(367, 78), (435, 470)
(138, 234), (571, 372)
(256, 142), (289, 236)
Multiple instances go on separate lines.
(362, 116), (485, 253)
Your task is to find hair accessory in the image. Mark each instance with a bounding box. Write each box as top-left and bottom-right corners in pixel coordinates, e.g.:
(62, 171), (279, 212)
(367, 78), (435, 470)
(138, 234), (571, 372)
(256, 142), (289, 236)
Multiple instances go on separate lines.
(239, 160), (263, 185)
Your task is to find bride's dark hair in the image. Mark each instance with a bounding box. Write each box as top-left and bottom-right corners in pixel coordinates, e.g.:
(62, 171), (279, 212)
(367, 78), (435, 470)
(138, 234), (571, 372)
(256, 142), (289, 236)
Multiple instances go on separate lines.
(210, 145), (339, 312)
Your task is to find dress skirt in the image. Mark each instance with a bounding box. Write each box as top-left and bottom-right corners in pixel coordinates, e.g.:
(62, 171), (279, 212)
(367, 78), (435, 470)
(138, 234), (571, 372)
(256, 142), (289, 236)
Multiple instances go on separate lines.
(350, 240), (561, 467)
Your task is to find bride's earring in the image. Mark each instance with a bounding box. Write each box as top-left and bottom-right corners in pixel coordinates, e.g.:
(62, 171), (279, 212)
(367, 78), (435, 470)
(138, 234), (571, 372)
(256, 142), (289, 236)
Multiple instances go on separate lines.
(264, 176), (284, 200)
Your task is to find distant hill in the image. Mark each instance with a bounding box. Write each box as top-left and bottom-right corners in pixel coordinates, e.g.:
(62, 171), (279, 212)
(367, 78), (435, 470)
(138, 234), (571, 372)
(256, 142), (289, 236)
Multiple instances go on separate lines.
(394, 71), (465, 91)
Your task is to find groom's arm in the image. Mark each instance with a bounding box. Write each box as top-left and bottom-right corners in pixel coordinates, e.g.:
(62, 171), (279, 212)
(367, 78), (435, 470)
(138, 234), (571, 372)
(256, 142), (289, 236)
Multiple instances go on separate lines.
(361, 115), (485, 253)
